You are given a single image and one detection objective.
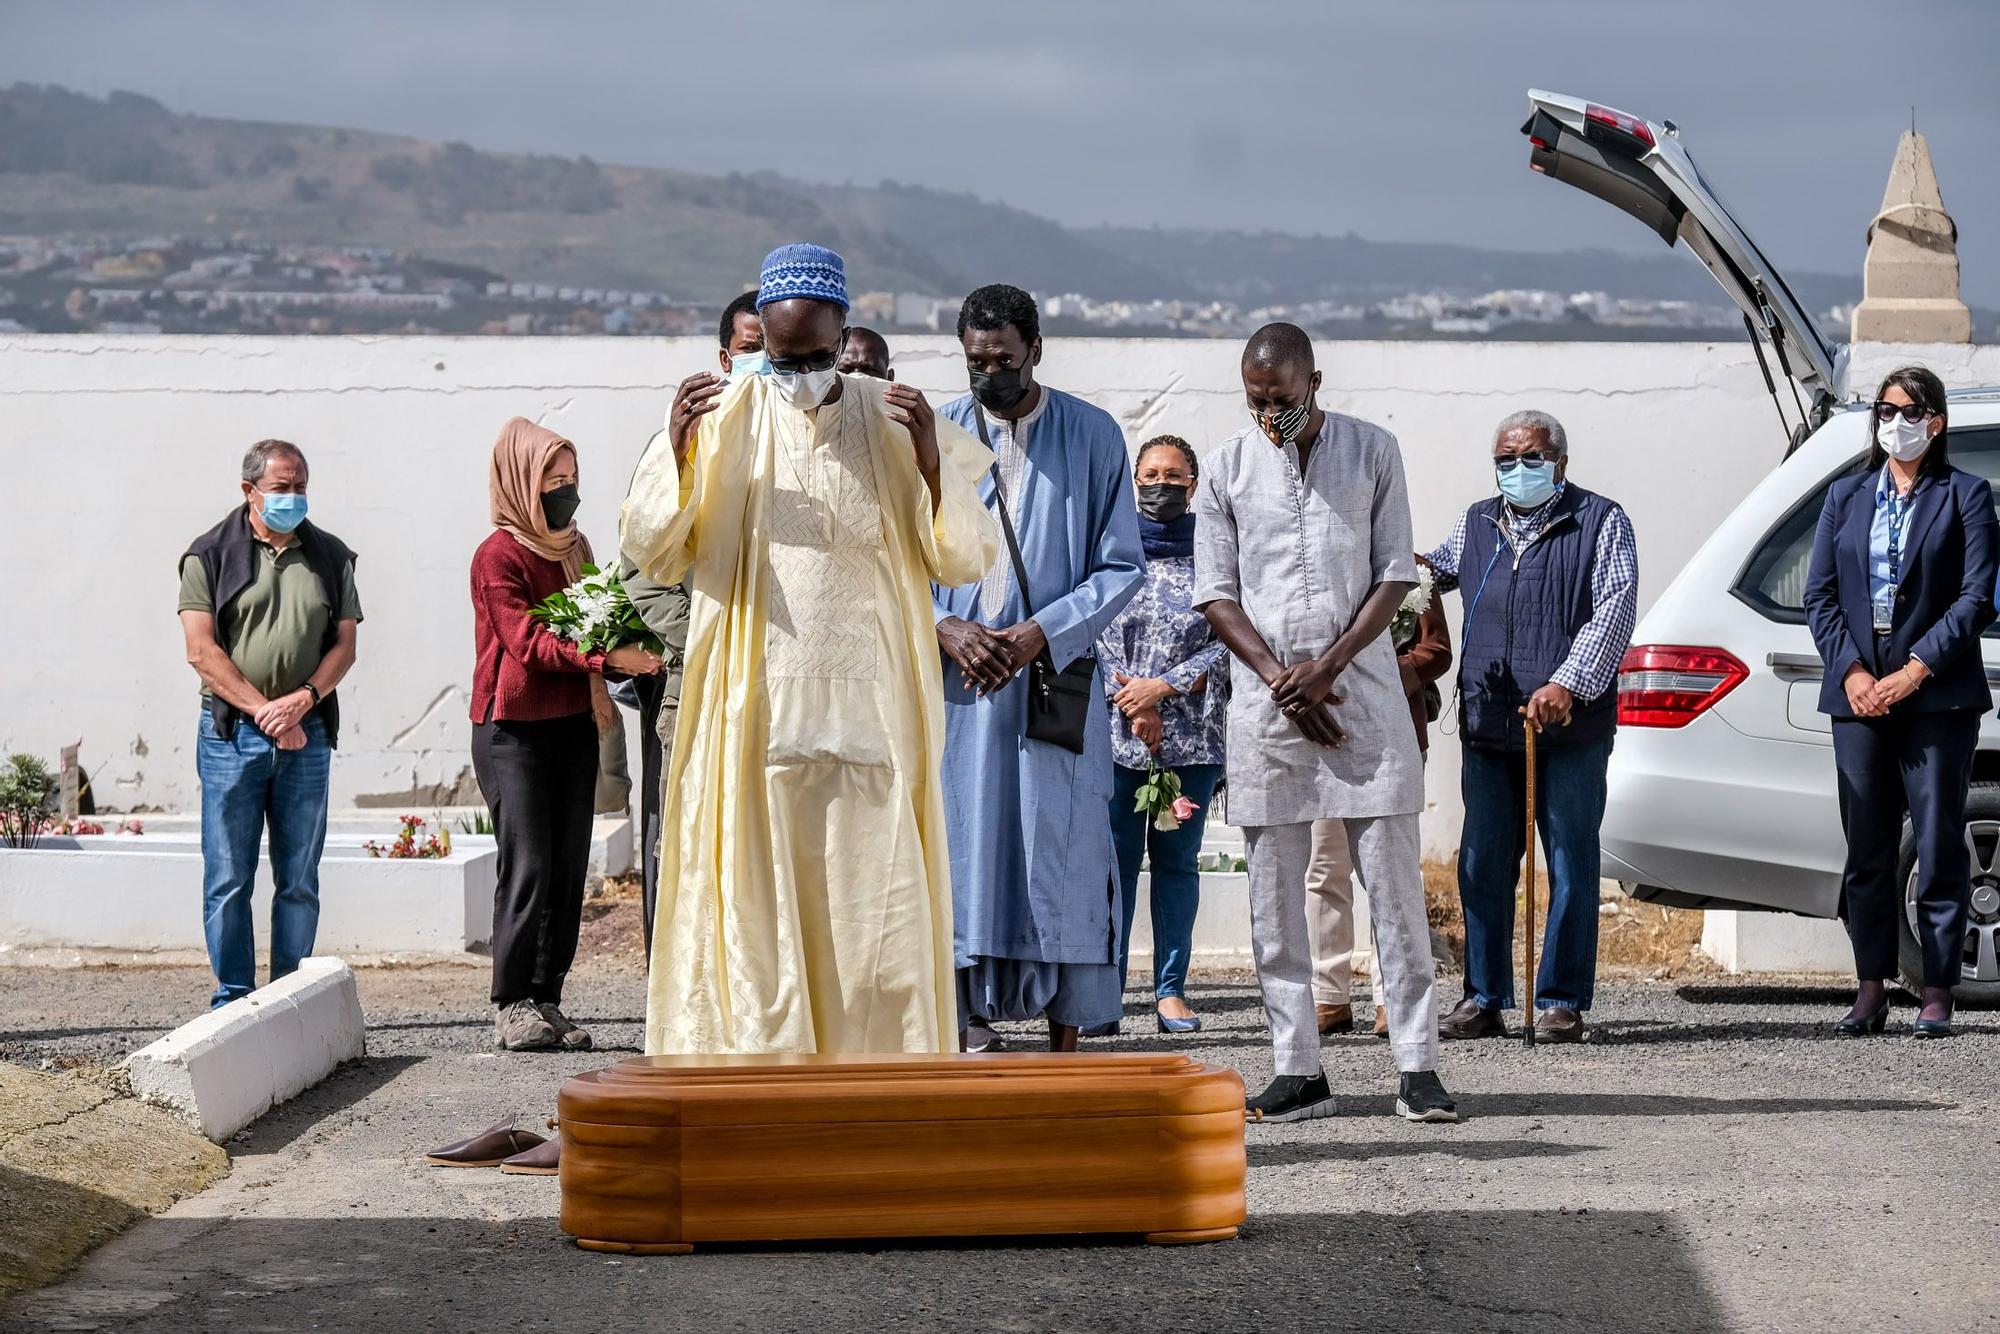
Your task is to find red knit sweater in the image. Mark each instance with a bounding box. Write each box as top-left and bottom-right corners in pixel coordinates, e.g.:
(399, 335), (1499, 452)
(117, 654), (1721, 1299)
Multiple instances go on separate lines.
(469, 530), (605, 723)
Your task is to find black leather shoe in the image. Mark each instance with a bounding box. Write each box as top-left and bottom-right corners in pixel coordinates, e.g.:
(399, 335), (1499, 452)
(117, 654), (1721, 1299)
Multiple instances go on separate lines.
(1833, 1001), (1890, 1037)
(1911, 1015), (1954, 1039)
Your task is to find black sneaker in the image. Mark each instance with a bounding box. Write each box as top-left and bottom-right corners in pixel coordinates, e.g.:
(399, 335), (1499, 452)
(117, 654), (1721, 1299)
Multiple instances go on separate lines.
(1395, 1070), (1460, 1123)
(1245, 1072), (1336, 1123)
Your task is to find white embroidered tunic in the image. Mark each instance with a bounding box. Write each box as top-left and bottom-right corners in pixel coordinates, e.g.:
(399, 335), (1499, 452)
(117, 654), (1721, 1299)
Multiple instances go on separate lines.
(1192, 413), (1424, 826)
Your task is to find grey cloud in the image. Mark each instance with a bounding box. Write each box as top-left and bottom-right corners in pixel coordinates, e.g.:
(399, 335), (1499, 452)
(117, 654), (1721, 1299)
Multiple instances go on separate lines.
(0, 0), (1993, 300)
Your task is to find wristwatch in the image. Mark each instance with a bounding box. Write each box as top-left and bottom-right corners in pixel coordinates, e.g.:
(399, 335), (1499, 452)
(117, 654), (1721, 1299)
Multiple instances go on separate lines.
(301, 682), (322, 706)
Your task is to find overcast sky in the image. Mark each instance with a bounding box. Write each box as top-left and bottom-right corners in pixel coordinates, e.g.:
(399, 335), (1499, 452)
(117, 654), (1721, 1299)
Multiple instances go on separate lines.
(4, 0), (1995, 302)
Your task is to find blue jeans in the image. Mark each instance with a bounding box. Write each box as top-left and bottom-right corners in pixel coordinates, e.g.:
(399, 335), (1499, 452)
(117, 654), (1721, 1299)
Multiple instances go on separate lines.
(1109, 762), (1223, 1000)
(197, 708), (332, 1008)
(1457, 738), (1610, 1012)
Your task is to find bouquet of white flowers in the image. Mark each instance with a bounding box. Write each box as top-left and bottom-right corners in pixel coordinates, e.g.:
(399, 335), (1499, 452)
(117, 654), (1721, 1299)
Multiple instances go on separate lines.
(528, 564), (663, 656)
(1389, 564), (1435, 649)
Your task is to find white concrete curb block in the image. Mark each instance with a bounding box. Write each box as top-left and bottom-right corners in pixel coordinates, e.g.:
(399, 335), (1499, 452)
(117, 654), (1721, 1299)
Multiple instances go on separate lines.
(124, 957), (367, 1142)
(1699, 910), (1853, 974)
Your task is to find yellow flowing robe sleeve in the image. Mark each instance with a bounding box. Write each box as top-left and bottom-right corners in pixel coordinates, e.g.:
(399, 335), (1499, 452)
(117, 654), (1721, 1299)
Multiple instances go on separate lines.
(619, 378), (759, 587)
(919, 411), (1001, 587)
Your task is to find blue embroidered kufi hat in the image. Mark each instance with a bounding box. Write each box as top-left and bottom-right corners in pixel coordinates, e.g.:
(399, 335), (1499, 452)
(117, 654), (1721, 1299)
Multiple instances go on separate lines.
(756, 243), (850, 312)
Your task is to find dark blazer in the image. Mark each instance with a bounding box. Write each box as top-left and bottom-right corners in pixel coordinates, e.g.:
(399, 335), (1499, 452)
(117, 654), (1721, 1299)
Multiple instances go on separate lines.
(1803, 463), (1998, 717)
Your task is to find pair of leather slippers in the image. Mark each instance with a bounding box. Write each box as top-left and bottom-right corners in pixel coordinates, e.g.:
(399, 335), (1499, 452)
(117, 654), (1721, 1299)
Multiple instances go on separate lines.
(424, 1119), (560, 1176)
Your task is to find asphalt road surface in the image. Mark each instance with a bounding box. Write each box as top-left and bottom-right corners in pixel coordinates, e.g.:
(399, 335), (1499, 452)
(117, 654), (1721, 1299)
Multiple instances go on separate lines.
(3, 959), (1995, 1333)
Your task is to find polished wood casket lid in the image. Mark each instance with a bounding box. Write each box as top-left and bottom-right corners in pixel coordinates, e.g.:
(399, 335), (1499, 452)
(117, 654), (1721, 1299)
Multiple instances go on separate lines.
(559, 1052), (1243, 1126)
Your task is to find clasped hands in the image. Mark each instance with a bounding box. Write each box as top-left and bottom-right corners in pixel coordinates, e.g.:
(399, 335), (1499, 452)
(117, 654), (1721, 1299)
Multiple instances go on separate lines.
(938, 617), (1046, 695)
(253, 690), (314, 751)
(1269, 656), (1347, 749)
(1844, 660), (1927, 718)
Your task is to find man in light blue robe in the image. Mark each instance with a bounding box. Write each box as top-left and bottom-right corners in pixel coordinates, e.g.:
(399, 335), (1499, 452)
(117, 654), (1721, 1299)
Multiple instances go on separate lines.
(934, 284), (1145, 1051)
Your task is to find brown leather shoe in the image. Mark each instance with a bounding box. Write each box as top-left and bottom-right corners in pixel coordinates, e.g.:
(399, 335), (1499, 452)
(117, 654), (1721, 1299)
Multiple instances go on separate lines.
(1438, 998), (1507, 1040)
(499, 1134), (562, 1176)
(1372, 1004), (1389, 1038)
(424, 1120), (546, 1168)
(1533, 1006), (1588, 1043)
(1315, 1003), (1354, 1035)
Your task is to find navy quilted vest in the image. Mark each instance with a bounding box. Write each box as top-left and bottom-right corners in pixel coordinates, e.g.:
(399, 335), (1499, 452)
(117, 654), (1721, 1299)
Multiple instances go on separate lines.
(1456, 485), (1617, 751)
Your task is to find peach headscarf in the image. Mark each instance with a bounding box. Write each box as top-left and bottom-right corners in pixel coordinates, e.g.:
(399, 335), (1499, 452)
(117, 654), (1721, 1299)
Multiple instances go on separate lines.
(489, 416), (592, 581)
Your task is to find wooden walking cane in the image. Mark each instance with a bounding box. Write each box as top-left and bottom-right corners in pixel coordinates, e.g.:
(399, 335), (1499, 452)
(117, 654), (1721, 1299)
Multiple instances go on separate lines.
(1521, 712), (1539, 1049)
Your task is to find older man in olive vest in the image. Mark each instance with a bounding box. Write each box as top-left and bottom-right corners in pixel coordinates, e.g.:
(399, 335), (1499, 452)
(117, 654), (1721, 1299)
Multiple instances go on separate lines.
(178, 440), (361, 1009)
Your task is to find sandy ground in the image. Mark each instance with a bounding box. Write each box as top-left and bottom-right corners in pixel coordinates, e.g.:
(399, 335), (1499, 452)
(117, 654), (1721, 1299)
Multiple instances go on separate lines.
(2, 906), (1995, 1333)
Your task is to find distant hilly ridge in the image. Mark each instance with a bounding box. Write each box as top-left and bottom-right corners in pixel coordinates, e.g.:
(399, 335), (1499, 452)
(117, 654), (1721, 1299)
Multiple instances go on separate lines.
(0, 83), (1864, 311)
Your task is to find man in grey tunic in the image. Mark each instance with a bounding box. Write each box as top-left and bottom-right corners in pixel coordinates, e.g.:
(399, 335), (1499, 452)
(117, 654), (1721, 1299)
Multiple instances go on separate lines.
(1194, 323), (1457, 1124)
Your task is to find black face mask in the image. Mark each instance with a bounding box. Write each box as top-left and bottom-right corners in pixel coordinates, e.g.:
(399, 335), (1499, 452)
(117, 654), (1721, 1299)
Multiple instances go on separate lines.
(1136, 483), (1190, 523)
(541, 483), (581, 531)
(969, 364), (1031, 414)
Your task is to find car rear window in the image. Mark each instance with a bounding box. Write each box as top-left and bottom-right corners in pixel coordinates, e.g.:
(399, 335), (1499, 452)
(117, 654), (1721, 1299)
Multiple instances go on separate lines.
(1733, 424), (2000, 630)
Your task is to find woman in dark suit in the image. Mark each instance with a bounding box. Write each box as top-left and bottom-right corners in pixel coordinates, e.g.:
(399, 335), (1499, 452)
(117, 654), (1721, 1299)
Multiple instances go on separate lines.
(1804, 365), (1997, 1038)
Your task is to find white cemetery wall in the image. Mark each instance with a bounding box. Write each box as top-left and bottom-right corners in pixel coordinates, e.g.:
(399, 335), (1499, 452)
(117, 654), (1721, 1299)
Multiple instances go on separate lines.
(4, 334), (1997, 856)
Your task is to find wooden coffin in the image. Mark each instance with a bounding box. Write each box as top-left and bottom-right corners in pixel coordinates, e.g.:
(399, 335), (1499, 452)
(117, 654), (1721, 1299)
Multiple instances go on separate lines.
(557, 1051), (1246, 1253)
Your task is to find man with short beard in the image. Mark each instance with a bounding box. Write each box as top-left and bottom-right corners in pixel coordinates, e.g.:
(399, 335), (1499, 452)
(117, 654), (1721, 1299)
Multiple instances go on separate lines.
(934, 283), (1145, 1053)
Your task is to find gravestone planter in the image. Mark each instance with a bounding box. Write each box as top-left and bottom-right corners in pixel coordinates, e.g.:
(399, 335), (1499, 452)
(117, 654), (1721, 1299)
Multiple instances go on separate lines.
(0, 834), (495, 956)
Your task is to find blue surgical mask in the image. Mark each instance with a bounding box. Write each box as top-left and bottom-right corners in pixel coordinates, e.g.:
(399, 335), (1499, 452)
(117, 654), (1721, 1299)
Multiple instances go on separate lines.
(1496, 457), (1558, 509)
(257, 490), (308, 533)
(726, 350), (770, 380)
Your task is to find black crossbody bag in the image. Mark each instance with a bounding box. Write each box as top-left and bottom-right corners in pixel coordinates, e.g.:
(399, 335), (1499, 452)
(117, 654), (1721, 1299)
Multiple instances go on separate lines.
(974, 406), (1096, 755)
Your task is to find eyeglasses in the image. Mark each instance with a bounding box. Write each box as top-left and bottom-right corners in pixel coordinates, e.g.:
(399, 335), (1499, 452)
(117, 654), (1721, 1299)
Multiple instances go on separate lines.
(1495, 454), (1555, 473)
(1873, 401), (1937, 424)
(767, 348), (841, 375)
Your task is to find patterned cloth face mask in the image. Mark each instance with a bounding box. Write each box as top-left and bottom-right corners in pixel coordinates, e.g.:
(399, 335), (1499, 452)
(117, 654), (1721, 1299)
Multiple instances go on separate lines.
(1256, 400), (1312, 447)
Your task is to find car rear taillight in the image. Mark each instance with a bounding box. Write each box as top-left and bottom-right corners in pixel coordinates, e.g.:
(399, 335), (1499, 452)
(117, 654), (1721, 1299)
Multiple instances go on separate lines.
(1584, 102), (1657, 152)
(1617, 646), (1748, 728)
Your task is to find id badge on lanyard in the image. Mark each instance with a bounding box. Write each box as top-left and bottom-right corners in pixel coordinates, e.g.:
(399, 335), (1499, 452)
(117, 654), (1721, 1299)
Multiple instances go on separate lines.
(1874, 495), (1908, 632)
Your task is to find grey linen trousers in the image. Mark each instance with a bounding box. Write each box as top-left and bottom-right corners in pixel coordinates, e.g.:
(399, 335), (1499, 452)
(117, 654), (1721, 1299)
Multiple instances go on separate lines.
(1245, 812), (1439, 1075)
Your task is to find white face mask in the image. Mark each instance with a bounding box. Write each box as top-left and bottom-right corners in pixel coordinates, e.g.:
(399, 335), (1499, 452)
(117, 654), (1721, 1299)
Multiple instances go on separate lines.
(1877, 415), (1932, 462)
(771, 366), (837, 410)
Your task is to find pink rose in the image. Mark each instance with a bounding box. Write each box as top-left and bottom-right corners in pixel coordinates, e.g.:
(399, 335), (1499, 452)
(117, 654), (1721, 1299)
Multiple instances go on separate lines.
(1170, 796), (1199, 822)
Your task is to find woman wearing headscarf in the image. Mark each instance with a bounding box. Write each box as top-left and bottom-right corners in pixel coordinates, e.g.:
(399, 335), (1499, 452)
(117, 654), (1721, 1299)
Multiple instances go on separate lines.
(1805, 366), (1996, 1038)
(1097, 434), (1229, 1033)
(471, 417), (662, 1053)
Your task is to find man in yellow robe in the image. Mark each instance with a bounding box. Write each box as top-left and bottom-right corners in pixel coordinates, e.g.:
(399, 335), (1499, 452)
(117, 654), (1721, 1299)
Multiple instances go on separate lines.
(621, 244), (999, 1054)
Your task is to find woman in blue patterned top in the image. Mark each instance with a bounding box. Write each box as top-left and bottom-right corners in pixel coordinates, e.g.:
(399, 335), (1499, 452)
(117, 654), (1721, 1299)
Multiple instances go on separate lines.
(1098, 435), (1230, 1033)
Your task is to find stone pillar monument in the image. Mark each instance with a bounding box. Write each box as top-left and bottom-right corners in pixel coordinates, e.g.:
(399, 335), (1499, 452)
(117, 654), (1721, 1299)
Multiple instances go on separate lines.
(1851, 125), (1971, 343)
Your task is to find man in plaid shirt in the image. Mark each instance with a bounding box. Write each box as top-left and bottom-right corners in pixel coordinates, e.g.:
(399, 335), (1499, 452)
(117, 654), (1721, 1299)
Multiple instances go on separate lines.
(1425, 409), (1638, 1044)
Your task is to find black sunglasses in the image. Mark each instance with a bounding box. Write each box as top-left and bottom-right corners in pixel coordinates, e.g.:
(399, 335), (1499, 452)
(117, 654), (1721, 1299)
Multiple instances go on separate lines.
(1873, 400), (1937, 424)
(768, 347), (842, 375)
(1495, 453), (1556, 473)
